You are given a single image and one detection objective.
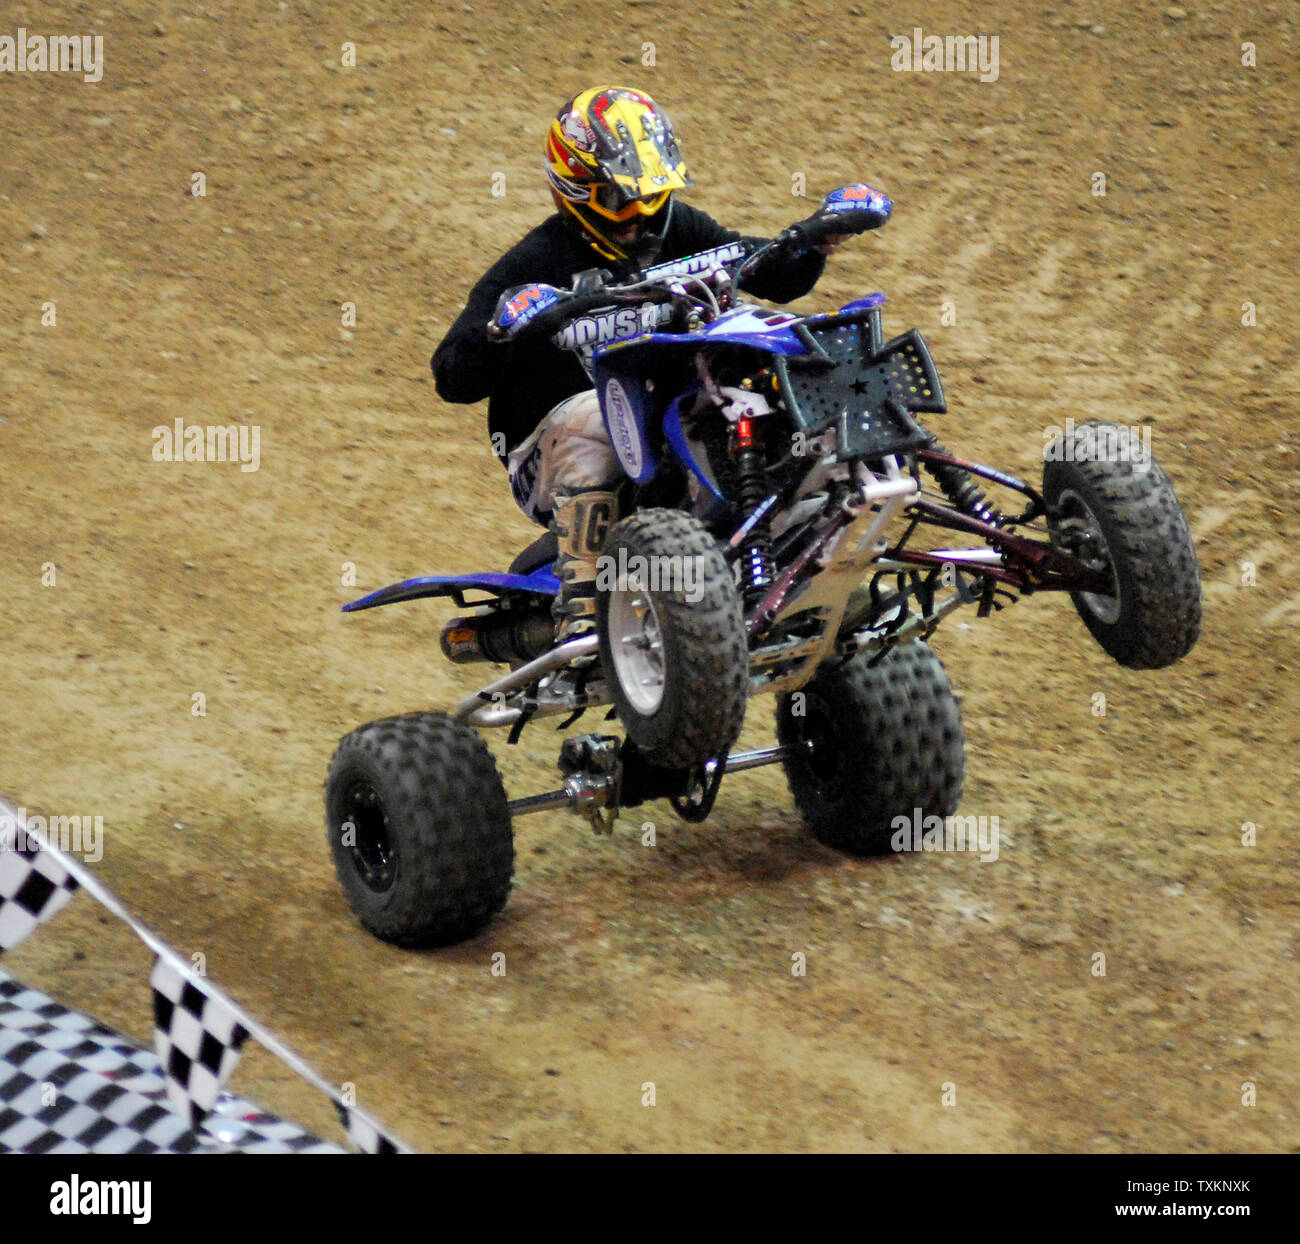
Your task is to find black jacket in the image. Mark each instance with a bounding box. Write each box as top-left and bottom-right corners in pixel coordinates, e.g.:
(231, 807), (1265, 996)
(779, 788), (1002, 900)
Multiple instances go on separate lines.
(431, 202), (826, 457)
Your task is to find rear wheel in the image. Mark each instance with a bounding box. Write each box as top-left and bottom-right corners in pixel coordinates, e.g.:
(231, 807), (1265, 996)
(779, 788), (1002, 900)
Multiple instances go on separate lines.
(325, 712), (513, 947)
(776, 642), (965, 854)
(1044, 420), (1201, 669)
(597, 509), (748, 769)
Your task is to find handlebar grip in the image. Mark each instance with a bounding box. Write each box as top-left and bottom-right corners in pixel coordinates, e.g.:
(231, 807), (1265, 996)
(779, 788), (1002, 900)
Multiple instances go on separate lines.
(790, 209), (886, 247)
(740, 209), (886, 282)
(522, 289), (615, 340)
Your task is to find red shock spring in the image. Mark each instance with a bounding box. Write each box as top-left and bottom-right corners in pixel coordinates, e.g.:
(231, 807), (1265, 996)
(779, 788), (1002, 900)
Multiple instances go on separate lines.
(732, 416), (772, 603)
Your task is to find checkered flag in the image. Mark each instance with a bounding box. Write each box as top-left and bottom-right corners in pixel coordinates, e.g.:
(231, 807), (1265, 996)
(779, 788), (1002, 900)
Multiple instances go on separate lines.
(0, 827), (80, 952)
(150, 953), (249, 1128)
(335, 1101), (404, 1154)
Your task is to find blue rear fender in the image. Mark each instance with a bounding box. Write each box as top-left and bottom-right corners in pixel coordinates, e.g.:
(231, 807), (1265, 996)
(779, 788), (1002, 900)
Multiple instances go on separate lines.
(343, 568), (558, 613)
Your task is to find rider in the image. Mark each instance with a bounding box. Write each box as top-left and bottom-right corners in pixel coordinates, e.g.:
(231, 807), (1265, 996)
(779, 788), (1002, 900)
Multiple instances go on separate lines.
(432, 85), (847, 639)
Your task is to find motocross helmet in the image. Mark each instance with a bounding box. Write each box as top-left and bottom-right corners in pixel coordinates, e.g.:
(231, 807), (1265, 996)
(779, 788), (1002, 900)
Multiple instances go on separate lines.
(545, 86), (693, 266)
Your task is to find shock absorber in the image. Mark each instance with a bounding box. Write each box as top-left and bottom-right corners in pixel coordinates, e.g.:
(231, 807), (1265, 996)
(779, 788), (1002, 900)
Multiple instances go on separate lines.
(732, 415), (773, 604)
(924, 440), (1005, 526)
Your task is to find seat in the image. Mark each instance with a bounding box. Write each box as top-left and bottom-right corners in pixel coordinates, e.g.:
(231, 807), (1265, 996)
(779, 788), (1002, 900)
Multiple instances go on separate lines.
(508, 530), (557, 576)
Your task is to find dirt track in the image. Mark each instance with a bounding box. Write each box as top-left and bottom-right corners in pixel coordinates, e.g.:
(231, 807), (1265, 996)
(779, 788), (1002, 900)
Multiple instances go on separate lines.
(2, 1), (1298, 1152)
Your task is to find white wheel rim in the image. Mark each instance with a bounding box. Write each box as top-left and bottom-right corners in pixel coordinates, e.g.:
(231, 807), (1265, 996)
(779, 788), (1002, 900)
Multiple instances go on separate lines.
(607, 591), (666, 715)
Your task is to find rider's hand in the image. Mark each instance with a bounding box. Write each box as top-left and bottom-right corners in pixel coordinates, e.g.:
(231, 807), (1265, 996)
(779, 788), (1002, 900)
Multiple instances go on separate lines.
(815, 233), (853, 256)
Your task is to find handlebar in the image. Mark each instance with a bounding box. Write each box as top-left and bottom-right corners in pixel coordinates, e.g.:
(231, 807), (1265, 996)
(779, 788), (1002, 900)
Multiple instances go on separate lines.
(487, 282), (679, 343)
(489, 182), (892, 342)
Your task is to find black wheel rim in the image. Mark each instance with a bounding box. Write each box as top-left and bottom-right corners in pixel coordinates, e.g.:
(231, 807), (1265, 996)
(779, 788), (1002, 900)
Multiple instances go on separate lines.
(341, 780), (397, 893)
(1053, 487), (1122, 624)
(796, 696), (846, 802)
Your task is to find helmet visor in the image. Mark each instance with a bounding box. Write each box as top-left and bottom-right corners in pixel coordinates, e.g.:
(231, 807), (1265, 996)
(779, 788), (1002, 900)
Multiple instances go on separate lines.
(590, 182), (672, 221)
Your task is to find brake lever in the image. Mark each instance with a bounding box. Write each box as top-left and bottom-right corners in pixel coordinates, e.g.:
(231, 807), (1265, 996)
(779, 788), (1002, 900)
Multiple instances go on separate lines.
(735, 235), (791, 285)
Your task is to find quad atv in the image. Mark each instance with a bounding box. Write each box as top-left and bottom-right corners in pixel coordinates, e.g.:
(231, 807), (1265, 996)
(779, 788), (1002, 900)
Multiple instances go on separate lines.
(325, 185), (1201, 946)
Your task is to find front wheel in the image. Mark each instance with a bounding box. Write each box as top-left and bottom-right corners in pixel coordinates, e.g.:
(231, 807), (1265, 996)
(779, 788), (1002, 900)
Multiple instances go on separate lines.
(1044, 420), (1201, 669)
(325, 712), (513, 947)
(776, 642), (965, 854)
(596, 508), (748, 769)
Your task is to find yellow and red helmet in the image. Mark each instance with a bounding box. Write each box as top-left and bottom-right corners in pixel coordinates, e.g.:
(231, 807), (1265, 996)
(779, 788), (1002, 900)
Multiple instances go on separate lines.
(545, 86), (693, 264)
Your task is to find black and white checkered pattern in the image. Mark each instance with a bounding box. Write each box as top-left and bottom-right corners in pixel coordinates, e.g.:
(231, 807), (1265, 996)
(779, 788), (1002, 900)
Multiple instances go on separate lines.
(0, 836), (79, 951)
(336, 1101), (403, 1154)
(0, 801), (412, 1153)
(0, 969), (343, 1153)
(149, 953), (250, 1129)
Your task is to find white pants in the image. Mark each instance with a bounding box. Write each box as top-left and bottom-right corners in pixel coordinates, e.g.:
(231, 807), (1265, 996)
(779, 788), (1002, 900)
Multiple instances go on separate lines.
(507, 390), (620, 526)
